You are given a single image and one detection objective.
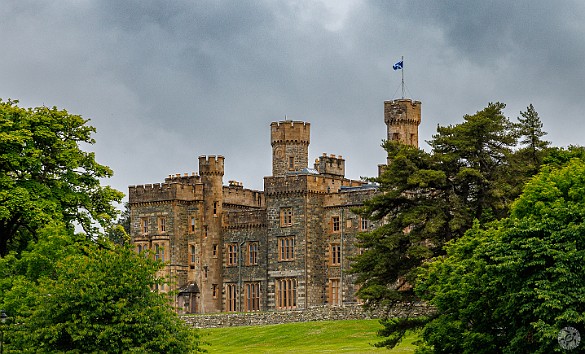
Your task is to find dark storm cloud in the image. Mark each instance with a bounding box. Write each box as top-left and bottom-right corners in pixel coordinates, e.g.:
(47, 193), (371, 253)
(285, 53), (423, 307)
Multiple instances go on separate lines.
(1, 0), (584, 198)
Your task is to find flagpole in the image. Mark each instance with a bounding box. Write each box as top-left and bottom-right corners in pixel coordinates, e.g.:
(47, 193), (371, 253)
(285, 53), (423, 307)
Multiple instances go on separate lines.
(401, 56), (404, 99)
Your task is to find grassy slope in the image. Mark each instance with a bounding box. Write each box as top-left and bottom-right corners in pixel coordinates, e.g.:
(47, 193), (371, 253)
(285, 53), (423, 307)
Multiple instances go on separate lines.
(199, 319), (417, 354)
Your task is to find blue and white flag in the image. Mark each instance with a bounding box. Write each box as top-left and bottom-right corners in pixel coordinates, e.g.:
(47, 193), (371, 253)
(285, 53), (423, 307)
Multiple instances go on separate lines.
(393, 60), (403, 70)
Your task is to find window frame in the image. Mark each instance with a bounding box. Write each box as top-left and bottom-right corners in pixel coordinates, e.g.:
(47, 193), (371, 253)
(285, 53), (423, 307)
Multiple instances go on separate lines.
(332, 216), (340, 233)
(280, 207), (293, 227)
(278, 236), (295, 261)
(329, 243), (341, 266)
(226, 283), (237, 312)
(329, 278), (341, 306)
(247, 242), (259, 266)
(276, 278), (297, 310)
(245, 282), (261, 312)
(158, 217), (166, 233)
(226, 243), (238, 266)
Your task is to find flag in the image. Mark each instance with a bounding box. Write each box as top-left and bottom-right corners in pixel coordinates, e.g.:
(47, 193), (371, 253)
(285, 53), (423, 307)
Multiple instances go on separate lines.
(393, 60), (403, 70)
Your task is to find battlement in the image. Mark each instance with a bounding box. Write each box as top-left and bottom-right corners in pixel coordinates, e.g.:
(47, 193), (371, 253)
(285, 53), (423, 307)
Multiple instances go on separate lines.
(384, 99), (422, 125)
(264, 174), (365, 196)
(314, 153), (345, 177)
(270, 120), (310, 146)
(164, 172), (201, 184)
(198, 155), (225, 176)
(129, 181), (202, 203)
(223, 185), (265, 208)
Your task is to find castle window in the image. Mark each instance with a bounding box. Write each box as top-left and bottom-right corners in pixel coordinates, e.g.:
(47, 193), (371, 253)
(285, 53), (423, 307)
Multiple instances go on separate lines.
(278, 237), (295, 261)
(392, 132), (400, 141)
(288, 156), (295, 170)
(213, 244), (218, 257)
(158, 217), (166, 233)
(226, 243), (238, 266)
(248, 242), (258, 266)
(141, 218), (149, 235)
(226, 283), (237, 312)
(190, 217), (196, 232)
(245, 282), (261, 312)
(204, 225), (208, 238)
(328, 278), (341, 306)
(189, 244), (196, 267)
(280, 207), (293, 227)
(276, 278), (297, 309)
(332, 216), (340, 232)
(330, 243), (341, 266)
(154, 243), (165, 262)
(360, 217), (370, 231)
(213, 201), (218, 216)
(136, 242), (148, 255)
(212, 284), (218, 299)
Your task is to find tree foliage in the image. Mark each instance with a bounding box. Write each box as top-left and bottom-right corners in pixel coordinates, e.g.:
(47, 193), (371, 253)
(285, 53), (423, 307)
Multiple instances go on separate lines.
(0, 222), (201, 353)
(351, 102), (551, 348)
(417, 158), (585, 353)
(0, 99), (123, 255)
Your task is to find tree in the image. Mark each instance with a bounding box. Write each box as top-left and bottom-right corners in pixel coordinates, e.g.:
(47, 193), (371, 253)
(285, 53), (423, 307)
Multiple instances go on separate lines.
(416, 157), (585, 353)
(351, 103), (535, 348)
(0, 99), (123, 255)
(0, 222), (202, 353)
(516, 104), (550, 167)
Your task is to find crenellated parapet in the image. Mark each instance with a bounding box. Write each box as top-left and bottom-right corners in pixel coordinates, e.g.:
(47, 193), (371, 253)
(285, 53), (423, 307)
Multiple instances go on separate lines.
(129, 180), (203, 203)
(198, 155), (225, 176)
(271, 121), (311, 176)
(384, 98), (421, 148)
(223, 184), (265, 208)
(314, 153), (345, 178)
(264, 174), (366, 196)
(270, 120), (310, 146)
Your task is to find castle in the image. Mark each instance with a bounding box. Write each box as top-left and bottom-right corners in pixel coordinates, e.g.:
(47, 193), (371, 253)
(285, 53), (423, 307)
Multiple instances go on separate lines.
(129, 98), (421, 314)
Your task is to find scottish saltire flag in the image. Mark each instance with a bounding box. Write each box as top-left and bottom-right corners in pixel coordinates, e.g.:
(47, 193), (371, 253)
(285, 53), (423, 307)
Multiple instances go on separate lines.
(393, 60), (403, 70)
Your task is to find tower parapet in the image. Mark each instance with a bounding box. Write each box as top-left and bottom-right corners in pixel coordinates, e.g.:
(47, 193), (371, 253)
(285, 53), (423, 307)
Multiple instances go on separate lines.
(384, 99), (421, 148)
(314, 153), (345, 178)
(270, 121), (310, 176)
(199, 155), (225, 176)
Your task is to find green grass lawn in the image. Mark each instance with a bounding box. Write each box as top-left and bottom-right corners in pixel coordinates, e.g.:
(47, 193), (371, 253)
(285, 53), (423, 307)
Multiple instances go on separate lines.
(199, 319), (418, 353)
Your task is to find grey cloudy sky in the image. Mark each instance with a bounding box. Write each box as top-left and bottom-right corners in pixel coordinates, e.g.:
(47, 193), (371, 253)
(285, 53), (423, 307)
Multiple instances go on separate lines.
(1, 0), (584, 197)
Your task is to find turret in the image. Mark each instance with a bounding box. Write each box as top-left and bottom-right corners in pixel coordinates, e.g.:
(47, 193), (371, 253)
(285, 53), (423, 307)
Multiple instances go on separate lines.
(314, 153), (345, 178)
(198, 155), (224, 313)
(384, 99), (421, 148)
(270, 121), (310, 176)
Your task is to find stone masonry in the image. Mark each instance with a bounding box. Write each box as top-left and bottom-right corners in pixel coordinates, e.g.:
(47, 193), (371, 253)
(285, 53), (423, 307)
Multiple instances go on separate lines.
(128, 98), (422, 314)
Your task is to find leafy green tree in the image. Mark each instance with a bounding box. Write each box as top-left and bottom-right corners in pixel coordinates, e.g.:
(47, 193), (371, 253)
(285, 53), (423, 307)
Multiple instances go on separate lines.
(352, 103), (535, 348)
(0, 99), (123, 255)
(416, 157), (585, 353)
(0, 222), (202, 353)
(106, 202), (131, 245)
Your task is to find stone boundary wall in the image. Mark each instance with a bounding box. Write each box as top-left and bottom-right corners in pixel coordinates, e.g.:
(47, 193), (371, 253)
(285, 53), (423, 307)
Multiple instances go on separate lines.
(182, 304), (432, 328)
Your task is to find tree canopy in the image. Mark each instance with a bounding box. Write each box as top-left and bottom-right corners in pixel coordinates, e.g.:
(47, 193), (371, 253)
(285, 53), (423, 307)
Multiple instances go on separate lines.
(0, 222), (201, 353)
(351, 102), (552, 348)
(0, 99), (123, 255)
(417, 157), (585, 353)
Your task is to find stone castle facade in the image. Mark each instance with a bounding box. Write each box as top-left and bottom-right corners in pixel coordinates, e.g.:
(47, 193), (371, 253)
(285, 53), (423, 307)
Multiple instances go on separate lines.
(129, 98), (421, 314)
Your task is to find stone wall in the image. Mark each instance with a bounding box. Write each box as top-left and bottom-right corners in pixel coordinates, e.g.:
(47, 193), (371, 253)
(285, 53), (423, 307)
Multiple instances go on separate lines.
(182, 304), (432, 328)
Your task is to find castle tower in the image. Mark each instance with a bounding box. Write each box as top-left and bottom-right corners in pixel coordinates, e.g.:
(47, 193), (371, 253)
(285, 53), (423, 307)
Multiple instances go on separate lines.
(198, 155), (224, 313)
(384, 99), (421, 148)
(270, 121), (310, 176)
